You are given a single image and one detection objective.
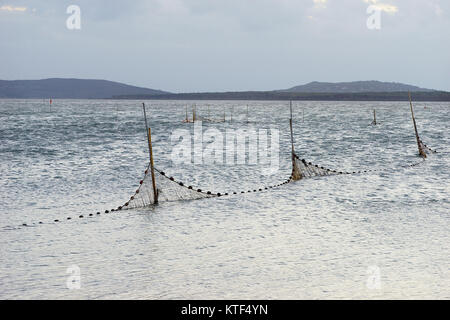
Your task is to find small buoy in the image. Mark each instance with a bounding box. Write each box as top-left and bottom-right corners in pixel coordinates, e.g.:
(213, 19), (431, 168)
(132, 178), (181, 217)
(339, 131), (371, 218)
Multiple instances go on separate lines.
(207, 191), (211, 195)
(139, 180), (143, 184)
(169, 177), (174, 181)
(67, 217), (71, 220)
(89, 213), (93, 216)
(217, 193), (221, 196)
(79, 215), (83, 218)
(178, 182), (184, 186)
(197, 189), (202, 192)
(105, 210), (109, 213)
(54, 219), (59, 222)
(160, 171), (165, 176)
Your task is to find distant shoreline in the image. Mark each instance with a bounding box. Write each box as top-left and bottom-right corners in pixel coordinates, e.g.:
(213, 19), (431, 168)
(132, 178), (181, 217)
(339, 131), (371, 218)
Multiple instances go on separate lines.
(112, 91), (450, 102)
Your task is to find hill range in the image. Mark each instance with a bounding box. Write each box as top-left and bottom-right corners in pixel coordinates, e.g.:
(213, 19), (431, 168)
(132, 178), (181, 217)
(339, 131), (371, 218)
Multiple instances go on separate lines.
(1, 79), (449, 101)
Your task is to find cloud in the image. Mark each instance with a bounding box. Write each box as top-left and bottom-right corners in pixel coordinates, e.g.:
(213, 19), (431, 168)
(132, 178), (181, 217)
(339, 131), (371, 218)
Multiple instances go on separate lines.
(0, 5), (27, 12)
(434, 4), (443, 16)
(364, 0), (398, 14)
(313, 0), (328, 9)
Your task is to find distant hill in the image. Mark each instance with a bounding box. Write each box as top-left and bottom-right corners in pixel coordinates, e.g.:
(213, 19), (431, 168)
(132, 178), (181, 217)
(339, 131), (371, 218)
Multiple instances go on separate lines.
(0, 78), (169, 99)
(282, 81), (434, 93)
(115, 90), (450, 102)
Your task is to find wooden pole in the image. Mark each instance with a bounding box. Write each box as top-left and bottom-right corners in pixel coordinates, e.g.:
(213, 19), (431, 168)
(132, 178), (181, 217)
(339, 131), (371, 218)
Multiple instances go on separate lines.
(290, 101), (295, 155)
(142, 103), (159, 203)
(148, 127), (158, 203)
(290, 101), (301, 180)
(409, 92), (426, 158)
(373, 110), (377, 125)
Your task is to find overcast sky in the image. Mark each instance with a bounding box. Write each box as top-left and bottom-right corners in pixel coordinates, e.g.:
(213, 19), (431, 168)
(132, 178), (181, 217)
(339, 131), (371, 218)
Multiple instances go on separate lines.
(1, 0), (449, 92)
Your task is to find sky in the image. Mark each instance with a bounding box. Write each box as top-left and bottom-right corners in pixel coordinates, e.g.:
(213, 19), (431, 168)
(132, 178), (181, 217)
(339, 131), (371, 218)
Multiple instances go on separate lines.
(0, 0), (449, 92)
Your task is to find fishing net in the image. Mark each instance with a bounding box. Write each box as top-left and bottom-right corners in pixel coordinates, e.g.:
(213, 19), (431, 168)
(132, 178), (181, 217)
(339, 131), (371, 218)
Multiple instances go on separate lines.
(183, 106), (226, 123)
(121, 161), (294, 210)
(419, 139), (437, 155)
(122, 164), (217, 209)
(291, 153), (367, 179)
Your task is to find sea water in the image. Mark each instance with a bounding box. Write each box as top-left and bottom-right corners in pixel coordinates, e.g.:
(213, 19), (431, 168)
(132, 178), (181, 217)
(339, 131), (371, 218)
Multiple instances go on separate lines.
(0, 99), (448, 299)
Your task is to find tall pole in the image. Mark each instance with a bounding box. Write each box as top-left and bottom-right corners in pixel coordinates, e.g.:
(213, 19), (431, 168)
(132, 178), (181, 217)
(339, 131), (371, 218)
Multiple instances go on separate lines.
(290, 101), (301, 180)
(373, 109), (377, 125)
(142, 103), (159, 203)
(409, 92), (426, 158)
(290, 101), (295, 155)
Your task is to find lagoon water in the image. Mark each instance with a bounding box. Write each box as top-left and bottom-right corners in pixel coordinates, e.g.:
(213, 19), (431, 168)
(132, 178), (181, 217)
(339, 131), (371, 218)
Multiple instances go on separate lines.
(0, 99), (448, 299)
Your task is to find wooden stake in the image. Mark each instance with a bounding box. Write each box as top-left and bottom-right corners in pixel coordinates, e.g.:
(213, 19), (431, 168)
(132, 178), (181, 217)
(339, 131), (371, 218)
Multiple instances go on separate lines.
(148, 127), (158, 203)
(409, 92), (426, 158)
(142, 103), (159, 203)
(290, 101), (301, 180)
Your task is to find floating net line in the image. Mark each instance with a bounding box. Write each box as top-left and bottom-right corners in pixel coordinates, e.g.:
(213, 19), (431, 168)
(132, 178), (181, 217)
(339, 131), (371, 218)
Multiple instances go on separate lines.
(121, 164), (293, 210)
(290, 152), (425, 182)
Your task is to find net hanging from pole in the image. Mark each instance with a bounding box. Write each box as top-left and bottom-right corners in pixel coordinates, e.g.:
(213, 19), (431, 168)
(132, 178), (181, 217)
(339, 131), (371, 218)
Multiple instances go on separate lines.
(121, 163), (293, 210)
(123, 164), (216, 209)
